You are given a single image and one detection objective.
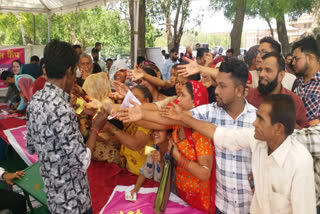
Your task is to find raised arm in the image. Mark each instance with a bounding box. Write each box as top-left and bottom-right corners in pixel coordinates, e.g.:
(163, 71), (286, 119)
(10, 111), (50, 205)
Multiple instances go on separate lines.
(118, 100), (186, 127)
(177, 58), (219, 80)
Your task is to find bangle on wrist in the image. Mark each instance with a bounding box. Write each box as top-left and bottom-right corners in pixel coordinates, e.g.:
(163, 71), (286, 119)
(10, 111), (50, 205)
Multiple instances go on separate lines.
(91, 127), (99, 136)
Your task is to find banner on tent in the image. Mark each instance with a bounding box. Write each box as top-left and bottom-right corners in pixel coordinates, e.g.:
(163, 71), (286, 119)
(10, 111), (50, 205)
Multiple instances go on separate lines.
(4, 125), (38, 166)
(0, 48), (25, 88)
(100, 185), (206, 214)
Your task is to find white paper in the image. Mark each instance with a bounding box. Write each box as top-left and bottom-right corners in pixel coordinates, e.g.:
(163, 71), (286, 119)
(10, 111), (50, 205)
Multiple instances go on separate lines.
(146, 47), (165, 71)
(120, 90), (141, 108)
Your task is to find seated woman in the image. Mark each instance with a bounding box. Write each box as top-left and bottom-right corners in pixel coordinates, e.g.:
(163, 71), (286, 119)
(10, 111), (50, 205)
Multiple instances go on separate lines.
(11, 59), (22, 75)
(80, 72), (121, 164)
(131, 129), (173, 195)
(16, 77), (34, 105)
(118, 81), (215, 212)
(102, 85), (154, 175)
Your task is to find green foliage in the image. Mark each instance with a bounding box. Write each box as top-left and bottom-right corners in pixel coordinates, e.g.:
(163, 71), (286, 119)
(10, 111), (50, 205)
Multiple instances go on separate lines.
(257, 0), (314, 21)
(209, 0), (258, 21)
(0, 7), (136, 58)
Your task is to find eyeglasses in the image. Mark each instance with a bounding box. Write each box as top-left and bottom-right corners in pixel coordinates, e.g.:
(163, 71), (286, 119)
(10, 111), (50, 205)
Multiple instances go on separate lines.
(292, 56), (303, 62)
(257, 50), (269, 57)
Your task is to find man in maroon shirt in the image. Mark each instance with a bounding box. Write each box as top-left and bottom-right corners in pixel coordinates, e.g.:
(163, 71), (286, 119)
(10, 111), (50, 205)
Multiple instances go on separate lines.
(246, 52), (309, 128)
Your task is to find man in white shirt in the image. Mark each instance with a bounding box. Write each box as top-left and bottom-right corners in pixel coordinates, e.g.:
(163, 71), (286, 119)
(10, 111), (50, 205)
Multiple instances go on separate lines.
(167, 94), (316, 214)
(0, 167), (26, 213)
(252, 37), (296, 91)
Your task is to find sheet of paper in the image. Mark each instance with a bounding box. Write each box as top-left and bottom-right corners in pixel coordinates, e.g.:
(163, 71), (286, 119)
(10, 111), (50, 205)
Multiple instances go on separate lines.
(145, 146), (156, 155)
(120, 90), (141, 109)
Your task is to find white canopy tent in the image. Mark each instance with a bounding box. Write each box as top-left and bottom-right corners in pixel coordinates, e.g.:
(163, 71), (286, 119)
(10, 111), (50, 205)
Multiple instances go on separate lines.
(0, 0), (140, 67)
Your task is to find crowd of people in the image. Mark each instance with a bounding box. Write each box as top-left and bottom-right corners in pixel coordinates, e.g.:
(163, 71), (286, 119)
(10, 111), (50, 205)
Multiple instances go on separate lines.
(0, 35), (320, 214)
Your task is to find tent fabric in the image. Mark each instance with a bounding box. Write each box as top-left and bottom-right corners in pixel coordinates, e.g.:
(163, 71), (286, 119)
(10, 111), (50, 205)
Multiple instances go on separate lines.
(0, 0), (116, 14)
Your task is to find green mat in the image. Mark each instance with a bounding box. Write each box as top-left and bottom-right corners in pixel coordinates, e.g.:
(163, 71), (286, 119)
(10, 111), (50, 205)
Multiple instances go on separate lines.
(13, 162), (47, 207)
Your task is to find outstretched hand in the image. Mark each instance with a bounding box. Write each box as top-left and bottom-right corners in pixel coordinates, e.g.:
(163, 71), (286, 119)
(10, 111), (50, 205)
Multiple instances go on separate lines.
(177, 58), (200, 77)
(127, 68), (145, 81)
(112, 81), (129, 97)
(91, 108), (109, 131)
(160, 102), (183, 121)
(118, 100), (143, 123)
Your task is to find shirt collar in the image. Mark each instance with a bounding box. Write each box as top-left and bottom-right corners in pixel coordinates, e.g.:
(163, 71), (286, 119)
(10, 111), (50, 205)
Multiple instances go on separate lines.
(270, 135), (292, 168)
(44, 82), (70, 102)
(297, 69), (320, 84)
(239, 98), (257, 116)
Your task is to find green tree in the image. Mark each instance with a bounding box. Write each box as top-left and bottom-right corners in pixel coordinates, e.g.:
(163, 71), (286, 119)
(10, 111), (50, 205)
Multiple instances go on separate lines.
(257, 0), (314, 54)
(210, 0), (258, 56)
(147, 0), (191, 51)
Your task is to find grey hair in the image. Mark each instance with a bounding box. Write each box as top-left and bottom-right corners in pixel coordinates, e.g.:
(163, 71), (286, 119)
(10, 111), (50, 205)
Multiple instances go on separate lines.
(79, 53), (93, 63)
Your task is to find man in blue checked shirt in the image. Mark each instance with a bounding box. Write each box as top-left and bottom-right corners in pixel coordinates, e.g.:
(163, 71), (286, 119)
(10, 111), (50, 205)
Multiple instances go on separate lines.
(154, 59), (256, 213)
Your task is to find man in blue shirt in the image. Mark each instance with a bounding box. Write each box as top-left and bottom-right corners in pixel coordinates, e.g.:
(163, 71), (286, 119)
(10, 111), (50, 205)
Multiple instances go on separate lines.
(161, 48), (178, 81)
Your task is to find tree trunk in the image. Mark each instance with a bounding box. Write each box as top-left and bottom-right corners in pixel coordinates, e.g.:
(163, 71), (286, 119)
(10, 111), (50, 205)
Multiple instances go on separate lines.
(138, 0), (146, 57)
(166, 0), (173, 51)
(173, 0), (189, 51)
(129, 0), (146, 68)
(19, 24), (26, 45)
(230, 0), (246, 56)
(276, 14), (289, 55)
(67, 23), (80, 44)
(265, 18), (274, 38)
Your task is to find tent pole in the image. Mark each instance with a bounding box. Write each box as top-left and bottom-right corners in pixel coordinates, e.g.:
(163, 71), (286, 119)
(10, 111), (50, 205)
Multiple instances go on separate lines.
(133, 0), (139, 68)
(47, 15), (51, 42)
(33, 14), (36, 44)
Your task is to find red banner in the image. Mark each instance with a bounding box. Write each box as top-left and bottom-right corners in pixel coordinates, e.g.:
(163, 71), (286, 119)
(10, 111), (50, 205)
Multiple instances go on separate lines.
(0, 48), (25, 88)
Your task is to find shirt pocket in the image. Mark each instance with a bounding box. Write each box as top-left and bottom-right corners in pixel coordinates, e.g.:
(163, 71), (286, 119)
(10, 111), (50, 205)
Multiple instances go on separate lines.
(270, 191), (292, 214)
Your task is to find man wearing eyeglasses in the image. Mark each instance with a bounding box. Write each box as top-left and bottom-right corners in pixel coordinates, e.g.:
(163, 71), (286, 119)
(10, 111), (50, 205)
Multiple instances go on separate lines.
(292, 36), (320, 126)
(250, 37), (296, 91)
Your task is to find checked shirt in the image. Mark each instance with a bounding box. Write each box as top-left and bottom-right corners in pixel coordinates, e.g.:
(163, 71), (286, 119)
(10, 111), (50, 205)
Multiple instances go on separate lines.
(294, 70), (320, 121)
(292, 124), (320, 206)
(191, 100), (257, 214)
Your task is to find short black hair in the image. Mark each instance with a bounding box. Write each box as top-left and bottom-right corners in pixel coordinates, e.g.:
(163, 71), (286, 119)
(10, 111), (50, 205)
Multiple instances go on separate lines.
(260, 37), (281, 54)
(133, 85), (153, 103)
(291, 36), (320, 59)
(161, 50), (166, 54)
(219, 59), (248, 88)
(226, 48), (234, 54)
(197, 48), (209, 58)
(170, 48), (178, 54)
(30, 55), (40, 62)
(92, 62), (102, 74)
(262, 94), (296, 136)
(39, 58), (45, 70)
(95, 42), (101, 47)
(106, 58), (113, 63)
(91, 48), (99, 54)
(73, 44), (81, 49)
(285, 53), (293, 59)
(0, 70), (13, 80)
(137, 56), (146, 65)
(142, 66), (157, 77)
(262, 52), (285, 72)
(185, 81), (194, 100)
(165, 54), (170, 59)
(12, 59), (22, 67)
(43, 39), (79, 79)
